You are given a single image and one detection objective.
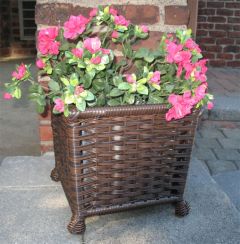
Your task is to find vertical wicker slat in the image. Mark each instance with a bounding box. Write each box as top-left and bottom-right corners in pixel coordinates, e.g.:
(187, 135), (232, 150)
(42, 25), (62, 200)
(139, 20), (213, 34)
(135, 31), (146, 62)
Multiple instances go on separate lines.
(51, 104), (200, 234)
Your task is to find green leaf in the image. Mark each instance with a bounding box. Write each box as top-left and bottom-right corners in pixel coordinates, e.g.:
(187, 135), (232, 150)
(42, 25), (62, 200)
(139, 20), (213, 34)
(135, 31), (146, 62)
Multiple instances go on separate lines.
(113, 76), (123, 87)
(118, 82), (131, 90)
(165, 84), (175, 93)
(151, 83), (161, 91)
(64, 106), (70, 117)
(60, 77), (69, 86)
(92, 79), (105, 91)
(46, 66), (52, 74)
(137, 78), (147, 85)
(85, 91), (95, 101)
(48, 80), (60, 92)
(109, 88), (125, 97)
(144, 54), (155, 63)
(76, 100), (86, 112)
(64, 93), (75, 104)
(123, 93), (135, 105)
(137, 85), (148, 95)
(101, 55), (109, 65)
(70, 73), (79, 86)
(13, 87), (21, 99)
(148, 93), (164, 104)
(135, 48), (149, 59)
(60, 42), (70, 51)
(107, 99), (121, 106)
(95, 64), (106, 71)
(36, 103), (45, 114)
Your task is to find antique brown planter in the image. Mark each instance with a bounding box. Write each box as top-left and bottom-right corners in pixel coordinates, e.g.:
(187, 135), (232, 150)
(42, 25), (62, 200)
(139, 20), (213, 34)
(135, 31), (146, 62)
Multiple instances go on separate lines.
(50, 104), (200, 234)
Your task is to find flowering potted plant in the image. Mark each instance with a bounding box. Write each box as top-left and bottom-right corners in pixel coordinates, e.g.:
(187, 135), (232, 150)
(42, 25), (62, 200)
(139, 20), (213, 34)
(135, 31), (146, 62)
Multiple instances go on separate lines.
(4, 6), (213, 234)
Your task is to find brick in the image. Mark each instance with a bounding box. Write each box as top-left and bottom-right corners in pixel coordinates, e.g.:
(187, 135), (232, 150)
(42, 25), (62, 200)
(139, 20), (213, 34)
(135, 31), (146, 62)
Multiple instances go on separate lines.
(201, 51), (215, 59)
(217, 9), (234, 16)
(206, 160), (237, 175)
(227, 61), (240, 67)
(216, 38), (234, 45)
(208, 16), (226, 23)
(233, 25), (240, 31)
(198, 15), (207, 22)
(204, 45), (222, 52)
(235, 54), (240, 59)
(207, 2), (224, 8)
(196, 29), (208, 36)
(197, 23), (214, 30)
(226, 2), (240, 8)
(198, 9), (215, 15)
(40, 142), (54, 154)
(235, 10), (240, 17)
(215, 24), (233, 31)
(217, 53), (234, 60)
(39, 125), (53, 141)
(198, 37), (215, 44)
(209, 60), (226, 67)
(35, 3), (160, 25)
(228, 17), (240, 23)
(165, 5), (189, 25)
(228, 32), (240, 38)
(224, 46), (240, 52)
(198, 1), (206, 9)
(218, 139), (240, 149)
(213, 149), (240, 161)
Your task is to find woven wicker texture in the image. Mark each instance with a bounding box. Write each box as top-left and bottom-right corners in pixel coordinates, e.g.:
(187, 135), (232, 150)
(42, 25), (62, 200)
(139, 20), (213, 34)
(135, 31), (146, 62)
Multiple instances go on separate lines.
(51, 105), (200, 234)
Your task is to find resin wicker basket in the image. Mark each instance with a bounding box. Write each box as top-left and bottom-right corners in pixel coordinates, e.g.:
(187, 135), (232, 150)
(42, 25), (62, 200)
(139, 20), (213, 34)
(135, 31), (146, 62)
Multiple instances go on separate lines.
(50, 104), (200, 234)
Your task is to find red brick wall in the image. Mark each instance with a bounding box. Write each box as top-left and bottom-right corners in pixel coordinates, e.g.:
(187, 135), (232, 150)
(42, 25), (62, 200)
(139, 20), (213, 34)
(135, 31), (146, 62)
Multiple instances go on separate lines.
(36, 0), (197, 153)
(197, 0), (240, 67)
(0, 0), (36, 59)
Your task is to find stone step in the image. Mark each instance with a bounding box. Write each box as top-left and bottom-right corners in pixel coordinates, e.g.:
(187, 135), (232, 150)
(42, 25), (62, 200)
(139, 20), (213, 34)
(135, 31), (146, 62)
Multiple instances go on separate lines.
(1, 156), (240, 243)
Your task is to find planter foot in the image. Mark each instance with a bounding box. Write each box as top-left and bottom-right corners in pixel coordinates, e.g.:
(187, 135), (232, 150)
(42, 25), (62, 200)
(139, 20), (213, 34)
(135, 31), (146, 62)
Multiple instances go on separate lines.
(50, 168), (60, 182)
(68, 215), (86, 234)
(175, 200), (190, 217)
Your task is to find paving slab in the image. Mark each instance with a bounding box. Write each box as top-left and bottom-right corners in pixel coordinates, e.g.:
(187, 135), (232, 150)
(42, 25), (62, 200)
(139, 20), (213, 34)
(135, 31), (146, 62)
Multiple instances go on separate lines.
(213, 149), (240, 161)
(195, 138), (222, 149)
(218, 138), (240, 149)
(214, 171), (240, 211)
(192, 148), (217, 161)
(1, 156), (240, 244)
(206, 160), (237, 175)
(221, 128), (240, 139)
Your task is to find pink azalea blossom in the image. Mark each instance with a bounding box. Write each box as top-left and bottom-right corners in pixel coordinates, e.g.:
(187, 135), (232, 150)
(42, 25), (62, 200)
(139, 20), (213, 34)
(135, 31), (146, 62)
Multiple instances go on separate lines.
(194, 83), (208, 103)
(53, 98), (64, 113)
(89, 8), (98, 17)
(72, 48), (84, 58)
(109, 7), (118, 16)
(111, 30), (119, 39)
(12, 63), (26, 80)
(126, 74), (136, 84)
(64, 15), (89, 39)
(207, 102), (214, 110)
(185, 38), (201, 53)
(74, 85), (84, 96)
(150, 71), (161, 84)
(90, 56), (102, 64)
(83, 37), (101, 54)
(114, 15), (130, 27)
(166, 93), (193, 121)
(174, 50), (192, 64)
(101, 48), (111, 55)
(177, 65), (183, 78)
(166, 41), (183, 63)
(38, 27), (60, 55)
(3, 92), (12, 100)
(36, 59), (45, 69)
(140, 25), (149, 33)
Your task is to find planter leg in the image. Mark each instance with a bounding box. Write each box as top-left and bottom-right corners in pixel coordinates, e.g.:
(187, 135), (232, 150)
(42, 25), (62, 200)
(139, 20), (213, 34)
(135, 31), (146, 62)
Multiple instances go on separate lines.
(50, 168), (60, 182)
(175, 200), (190, 217)
(68, 214), (86, 234)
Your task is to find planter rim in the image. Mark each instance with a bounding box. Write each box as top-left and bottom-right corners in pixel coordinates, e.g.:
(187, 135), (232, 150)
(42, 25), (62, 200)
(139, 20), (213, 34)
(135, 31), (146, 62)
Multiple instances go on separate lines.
(67, 104), (169, 120)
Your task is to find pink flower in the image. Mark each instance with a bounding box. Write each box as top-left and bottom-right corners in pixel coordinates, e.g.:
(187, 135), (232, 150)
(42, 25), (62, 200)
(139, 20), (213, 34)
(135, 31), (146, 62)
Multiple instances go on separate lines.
(126, 74), (136, 84)
(111, 30), (119, 39)
(90, 56), (102, 64)
(166, 41), (183, 63)
(74, 85), (84, 96)
(185, 38), (201, 53)
(207, 102), (214, 110)
(3, 92), (12, 100)
(64, 15), (89, 39)
(12, 63), (26, 80)
(36, 59), (45, 69)
(194, 83), (207, 103)
(83, 37), (101, 54)
(89, 8), (98, 17)
(101, 48), (111, 55)
(72, 48), (84, 58)
(174, 50), (192, 64)
(177, 65), (183, 78)
(53, 98), (64, 113)
(38, 27), (60, 55)
(150, 71), (161, 84)
(114, 15), (130, 27)
(140, 25), (149, 33)
(109, 7), (118, 16)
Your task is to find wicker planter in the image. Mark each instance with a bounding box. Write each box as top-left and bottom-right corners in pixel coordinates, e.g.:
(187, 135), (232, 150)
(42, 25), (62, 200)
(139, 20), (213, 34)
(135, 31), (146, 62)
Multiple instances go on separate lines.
(50, 104), (200, 234)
